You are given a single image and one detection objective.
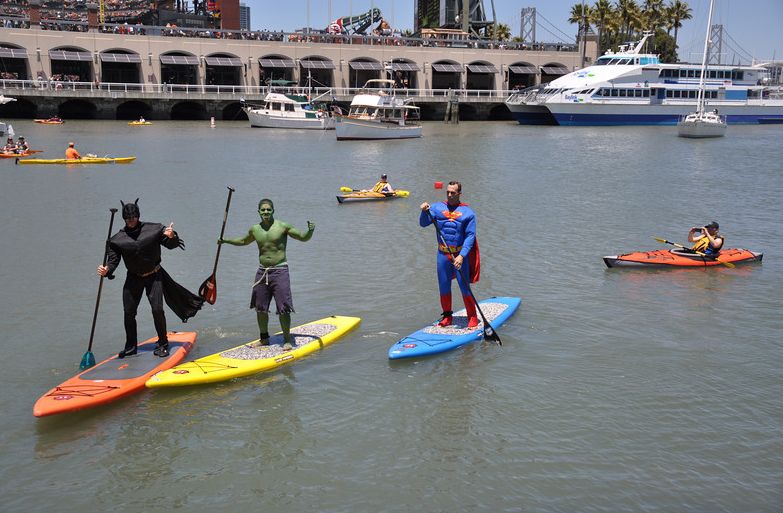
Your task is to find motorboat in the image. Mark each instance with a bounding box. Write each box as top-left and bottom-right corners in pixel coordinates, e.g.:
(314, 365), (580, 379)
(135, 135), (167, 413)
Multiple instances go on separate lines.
(335, 80), (422, 140)
(677, 0), (727, 138)
(243, 76), (335, 130)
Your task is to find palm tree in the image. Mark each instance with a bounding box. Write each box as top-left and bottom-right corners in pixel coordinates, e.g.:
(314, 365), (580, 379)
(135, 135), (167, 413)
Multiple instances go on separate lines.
(617, 0), (639, 42)
(569, 3), (593, 36)
(592, 0), (614, 54)
(643, 0), (666, 32)
(667, 0), (692, 49)
(494, 23), (512, 42)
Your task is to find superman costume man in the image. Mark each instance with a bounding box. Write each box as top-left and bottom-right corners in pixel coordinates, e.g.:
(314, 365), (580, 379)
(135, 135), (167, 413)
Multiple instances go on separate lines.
(419, 181), (481, 328)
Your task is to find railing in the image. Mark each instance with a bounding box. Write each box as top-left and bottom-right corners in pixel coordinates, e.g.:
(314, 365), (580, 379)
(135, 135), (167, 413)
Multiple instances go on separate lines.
(0, 78), (513, 100)
(0, 16), (579, 53)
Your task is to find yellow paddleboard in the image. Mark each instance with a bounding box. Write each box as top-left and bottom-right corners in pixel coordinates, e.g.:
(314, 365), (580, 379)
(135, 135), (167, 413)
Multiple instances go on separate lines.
(146, 315), (360, 388)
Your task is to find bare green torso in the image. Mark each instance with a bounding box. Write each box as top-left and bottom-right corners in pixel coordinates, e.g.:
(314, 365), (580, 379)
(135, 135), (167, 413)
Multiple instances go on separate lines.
(250, 220), (290, 267)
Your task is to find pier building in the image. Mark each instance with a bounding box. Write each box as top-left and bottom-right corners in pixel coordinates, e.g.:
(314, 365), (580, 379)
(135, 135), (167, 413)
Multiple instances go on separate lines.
(0, 8), (597, 121)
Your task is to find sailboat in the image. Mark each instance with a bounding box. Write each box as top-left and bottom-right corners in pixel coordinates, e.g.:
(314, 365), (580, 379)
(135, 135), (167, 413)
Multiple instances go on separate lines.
(677, 0), (727, 138)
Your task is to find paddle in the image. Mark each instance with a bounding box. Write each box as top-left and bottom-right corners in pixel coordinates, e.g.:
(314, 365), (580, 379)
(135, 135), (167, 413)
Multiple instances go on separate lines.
(339, 186), (409, 197)
(426, 210), (501, 345)
(80, 207), (118, 370)
(198, 186), (235, 304)
(653, 237), (735, 268)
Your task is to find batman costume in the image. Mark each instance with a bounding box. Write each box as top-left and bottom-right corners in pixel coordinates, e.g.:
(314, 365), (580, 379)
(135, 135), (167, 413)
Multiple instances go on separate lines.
(104, 200), (204, 358)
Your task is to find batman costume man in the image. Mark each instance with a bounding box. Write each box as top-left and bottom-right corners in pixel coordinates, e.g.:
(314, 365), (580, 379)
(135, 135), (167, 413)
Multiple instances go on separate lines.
(97, 199), (204, 358)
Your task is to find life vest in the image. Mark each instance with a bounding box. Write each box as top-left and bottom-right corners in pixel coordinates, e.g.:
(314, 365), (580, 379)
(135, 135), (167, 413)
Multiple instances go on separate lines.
(372, 181), (391, 193)
(692, 234), (723, 256)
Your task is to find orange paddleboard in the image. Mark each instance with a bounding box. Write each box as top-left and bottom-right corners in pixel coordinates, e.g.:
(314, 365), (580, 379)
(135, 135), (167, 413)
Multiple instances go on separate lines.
(34, 331), (196, 417)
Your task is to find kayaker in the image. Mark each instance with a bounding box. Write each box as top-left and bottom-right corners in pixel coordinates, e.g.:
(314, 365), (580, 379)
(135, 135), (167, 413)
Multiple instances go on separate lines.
(419, 181), (480, 328)
(97, 199), (204, 358)
(16, 136), (29, 153)
(219, 198), (315, 350)
(688, 221), (724, 256)
(370, 174), (395, 194)
(139, 116), (145, 123)
(3, 138), (14, 153)
(65, 142), (81, 160)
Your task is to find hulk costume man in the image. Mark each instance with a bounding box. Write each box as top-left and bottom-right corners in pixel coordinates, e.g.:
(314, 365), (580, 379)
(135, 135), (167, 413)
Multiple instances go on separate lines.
(219, 199), (315, 350)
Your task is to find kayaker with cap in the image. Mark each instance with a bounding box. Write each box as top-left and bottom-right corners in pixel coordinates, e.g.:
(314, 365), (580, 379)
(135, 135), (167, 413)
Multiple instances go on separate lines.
(370, 174), (395, 194)
(688, 221), (724, 256)
(420, 181), (480, 328)
(219, 198), (315, 350)
(97, 199), (204, 358)
(65, 142), (81, 160)
(3, 138), (15, 153)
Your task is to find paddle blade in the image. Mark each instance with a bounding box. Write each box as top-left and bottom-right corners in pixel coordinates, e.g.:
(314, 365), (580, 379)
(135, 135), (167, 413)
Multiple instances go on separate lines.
(483, 324), (502, 346)
(395, 190), (410, 197)
(198, 275), (217, 305)
(79, 351), (95, 370)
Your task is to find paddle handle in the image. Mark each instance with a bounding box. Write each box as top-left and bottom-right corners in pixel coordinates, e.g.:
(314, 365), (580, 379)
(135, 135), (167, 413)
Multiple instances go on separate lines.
(211, 186), (235, 275)
(86, 208), (118, 353)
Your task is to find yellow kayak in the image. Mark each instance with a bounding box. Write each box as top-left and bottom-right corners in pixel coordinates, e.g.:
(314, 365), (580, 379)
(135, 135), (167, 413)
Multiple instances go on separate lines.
(146, 315), (361, 388)
(128, 121), (152, 126)
(17, 156), (136, 165)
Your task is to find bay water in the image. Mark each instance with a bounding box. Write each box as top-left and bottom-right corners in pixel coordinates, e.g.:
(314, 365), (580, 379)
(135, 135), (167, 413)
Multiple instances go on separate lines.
(0, 120), (781, 512)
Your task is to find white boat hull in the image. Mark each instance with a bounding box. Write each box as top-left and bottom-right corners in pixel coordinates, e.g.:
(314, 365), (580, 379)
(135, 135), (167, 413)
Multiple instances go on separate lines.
(335, 117), (422, 140)
(677, 120), (727, 138)
(245, 108), (334, 130)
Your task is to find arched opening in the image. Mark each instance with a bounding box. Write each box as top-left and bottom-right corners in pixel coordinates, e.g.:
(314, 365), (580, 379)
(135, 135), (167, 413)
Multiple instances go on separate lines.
(431, 61), (462, 92)
(459, 103), (478, 121)
(348, 58), (382, 88)
(465, 61), (497, 93)
(258, 55), (295, 85)
(299, 56), (334, 88)
(117, 101), (152, 120)
(49, 47), (93, 84)
(100, 50), (142, 85)
(59, 99), (98, 119)
(390, 59), (419, 90)
(508, 62), (538, 90)
(161, 52), (199, 87)
(0, 45), (30, 80)
(540, 63), (569, 85)
(0, 97), (37, 118)
(171, 101), (207, 120)
(205, 53), (242, 86)
(222, 102), (247, 120)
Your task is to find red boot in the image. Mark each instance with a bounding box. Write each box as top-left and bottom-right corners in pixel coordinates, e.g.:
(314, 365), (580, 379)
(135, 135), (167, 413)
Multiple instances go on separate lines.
(463, 295), (479, 328)
(438, 294), (453, 327)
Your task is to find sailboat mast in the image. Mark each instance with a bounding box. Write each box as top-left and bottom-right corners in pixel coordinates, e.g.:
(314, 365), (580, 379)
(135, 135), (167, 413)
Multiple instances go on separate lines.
(696, 0), (715, 113)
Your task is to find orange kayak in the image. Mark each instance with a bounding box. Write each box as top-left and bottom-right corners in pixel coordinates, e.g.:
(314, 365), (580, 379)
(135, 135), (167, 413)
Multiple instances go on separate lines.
(1, 151), (33, 158)
(33, 331), (196, 417)
(33, 119), (64, 124)
(604, 248), (763, 268)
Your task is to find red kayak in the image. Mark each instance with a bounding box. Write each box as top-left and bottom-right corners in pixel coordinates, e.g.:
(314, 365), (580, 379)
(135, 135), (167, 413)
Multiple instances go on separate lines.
(34, 331), (196, 417)
(603, 248), (763, 268)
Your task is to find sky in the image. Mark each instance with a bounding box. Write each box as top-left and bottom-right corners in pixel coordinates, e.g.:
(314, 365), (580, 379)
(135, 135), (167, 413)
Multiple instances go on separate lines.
(244, 0), (783, 62)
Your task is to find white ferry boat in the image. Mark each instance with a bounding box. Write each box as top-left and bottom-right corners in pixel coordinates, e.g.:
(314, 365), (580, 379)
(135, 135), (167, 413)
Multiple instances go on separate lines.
(335, 80), (422, 140)
(505, 33), (783, 126)
(243, 89), (335, 130)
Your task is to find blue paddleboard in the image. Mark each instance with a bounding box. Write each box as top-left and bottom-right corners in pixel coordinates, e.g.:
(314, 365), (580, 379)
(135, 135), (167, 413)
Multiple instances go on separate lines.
(388, 296), (521, 360)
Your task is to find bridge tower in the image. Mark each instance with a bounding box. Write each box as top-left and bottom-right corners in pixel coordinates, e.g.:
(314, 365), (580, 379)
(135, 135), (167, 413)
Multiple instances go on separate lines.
(520, 7), (536, 44)
(708, 24), (724, 65)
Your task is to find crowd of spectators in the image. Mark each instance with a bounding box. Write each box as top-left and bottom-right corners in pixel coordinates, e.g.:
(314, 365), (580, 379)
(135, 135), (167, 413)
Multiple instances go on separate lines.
(0, 1), (577, 53)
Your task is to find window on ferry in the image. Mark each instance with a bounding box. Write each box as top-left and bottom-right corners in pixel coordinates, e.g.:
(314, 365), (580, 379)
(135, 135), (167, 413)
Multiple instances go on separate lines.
(666, 90), (673, 98)
(634, 90), (643, 97)
(271, 103), (281, 111)
(285, 104), (294, 112)
(393, 110), (401, 118)
(611, 89), (619, 97)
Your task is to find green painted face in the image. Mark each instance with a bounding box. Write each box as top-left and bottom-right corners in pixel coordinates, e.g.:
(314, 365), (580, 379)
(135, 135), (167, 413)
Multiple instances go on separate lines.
(258, 203), (274, 220)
